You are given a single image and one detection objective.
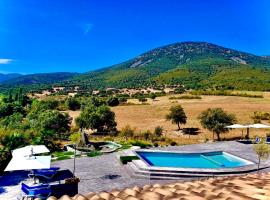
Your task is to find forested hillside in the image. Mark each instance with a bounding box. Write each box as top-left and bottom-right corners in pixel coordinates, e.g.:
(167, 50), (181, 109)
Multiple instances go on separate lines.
(1, 42), (270, 92)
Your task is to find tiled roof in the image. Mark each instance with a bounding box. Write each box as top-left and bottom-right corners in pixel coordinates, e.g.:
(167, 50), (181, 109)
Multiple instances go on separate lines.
(45, 173), (270, 200)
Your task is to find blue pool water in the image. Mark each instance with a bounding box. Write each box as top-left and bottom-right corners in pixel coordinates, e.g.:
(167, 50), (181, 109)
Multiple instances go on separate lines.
(137, 151), (251, 168)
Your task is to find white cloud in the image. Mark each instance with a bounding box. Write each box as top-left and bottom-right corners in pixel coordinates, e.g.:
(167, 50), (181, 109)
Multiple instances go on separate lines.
(0, 58), (13, 64)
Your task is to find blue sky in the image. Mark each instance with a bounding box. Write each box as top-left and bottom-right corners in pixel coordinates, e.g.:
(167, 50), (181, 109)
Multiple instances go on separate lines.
(0, 0), (269, 74)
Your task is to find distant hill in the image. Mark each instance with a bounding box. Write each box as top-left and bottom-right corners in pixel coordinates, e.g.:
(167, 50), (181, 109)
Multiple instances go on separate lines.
(68, 42), (270, 91)
(0, 72), (79, 92)
(0, 73), (22, 83)
(1, 42), (270, 92)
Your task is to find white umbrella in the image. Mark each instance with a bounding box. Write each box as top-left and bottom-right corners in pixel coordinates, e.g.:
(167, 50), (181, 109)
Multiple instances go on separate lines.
(12, 145), (50, 157)
(4, 155), (51, 171)
(248, 123), (270, 129)
(226, 124), (250, 139)
(226, 124), (248, 129)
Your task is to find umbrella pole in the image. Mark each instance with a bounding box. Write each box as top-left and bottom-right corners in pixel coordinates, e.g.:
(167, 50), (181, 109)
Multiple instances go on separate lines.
(247, 128), (250, 139)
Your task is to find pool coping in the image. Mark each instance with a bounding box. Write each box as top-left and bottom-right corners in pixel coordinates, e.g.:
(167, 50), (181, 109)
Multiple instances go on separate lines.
(133, 149), (268, 174)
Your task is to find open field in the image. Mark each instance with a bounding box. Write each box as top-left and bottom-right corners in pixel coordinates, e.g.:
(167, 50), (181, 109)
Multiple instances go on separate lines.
(68, 92), (270, 144)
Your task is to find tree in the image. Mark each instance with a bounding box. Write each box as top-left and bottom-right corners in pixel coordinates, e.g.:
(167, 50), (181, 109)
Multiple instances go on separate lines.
(0, 113), (24, 130)
(34, 99), (59, 111)
(254, 141), (270, 172)
(69, 132), (81, 176)
(66, 97), (81, 111)
(0, 103), (14, 118)
(33, 110), (71, 137)
(198, 108), (236, 141)
(75, 104), (117, 133)
(107, 97), (119, 107)
(0, 131), (27, 151)
(166, 105), (187, 130)
(149, 93), (157, 101)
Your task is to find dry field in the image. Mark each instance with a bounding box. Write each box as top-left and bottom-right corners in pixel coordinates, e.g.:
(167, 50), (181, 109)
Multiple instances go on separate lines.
(68, 92), (270, 144)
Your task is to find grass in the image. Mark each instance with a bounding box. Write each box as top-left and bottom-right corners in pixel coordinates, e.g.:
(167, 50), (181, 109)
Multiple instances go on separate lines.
(87, 150), (102, 157)
(111, 92), (270, 144)
(66, 92), (270, 145)
(52, 151), (74, 161)
(118, 141), (133, 149)
(129, 140), (153, 148)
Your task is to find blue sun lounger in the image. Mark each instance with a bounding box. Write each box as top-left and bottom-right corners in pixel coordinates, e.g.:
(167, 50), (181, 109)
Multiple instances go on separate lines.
(21, 183), (51, 199)
(29, 167), (60, 180)
(254, 137), (261, 144)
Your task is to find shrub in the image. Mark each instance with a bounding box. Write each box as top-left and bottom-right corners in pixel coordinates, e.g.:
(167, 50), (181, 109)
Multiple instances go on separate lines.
(170, 141), (177, 146)
(169, 95), (202, 100)
(149, 93), (157, 100)
(107, 97), (120, 107)
(66, 97), (81, 111)
(191, 90), (263, 98)
(138, 96), (147, 103)
(252, 111), (270, 123)
(174, 87), (185, 94)
(119, 125), (135, 139)
(142, 130), (152, 141)
(87, 150), (102, 157)
(118, 97), (128, 103)
(120, 156), (139, 164)
(129, 140), (152, 148)
(154, 126), (163, 137)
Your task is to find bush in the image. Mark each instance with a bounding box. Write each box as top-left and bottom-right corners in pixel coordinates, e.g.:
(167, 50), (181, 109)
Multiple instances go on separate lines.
(170, 141), (177, 146)
(107, 97), (120, 107)
(154, 126), (163, 137)
(191, 90), (263, 98)
(87, 150), (102, 157)
(252, 111), (270, 123)
(129, 140), (152, 148)
(138, 96), (147, 103)
(149, 93), (157, 100)
(118, 97), (128, 103)
(169, 95), (202, 100)
(119, 125), (135, 139)
(120, 156), (139, 164)
(142, 130), (152, 141)
(66, 97), (81, 111)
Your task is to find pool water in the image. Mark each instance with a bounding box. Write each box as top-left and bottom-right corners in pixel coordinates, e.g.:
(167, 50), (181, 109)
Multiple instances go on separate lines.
(137, 151), (252, 168)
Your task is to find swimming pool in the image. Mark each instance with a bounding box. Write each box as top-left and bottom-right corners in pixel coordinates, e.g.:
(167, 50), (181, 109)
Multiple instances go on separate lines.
(136, 151), (253, 169)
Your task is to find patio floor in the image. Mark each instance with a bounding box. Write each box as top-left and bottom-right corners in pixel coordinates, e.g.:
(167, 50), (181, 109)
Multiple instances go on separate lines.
(1, 141), (270, 200)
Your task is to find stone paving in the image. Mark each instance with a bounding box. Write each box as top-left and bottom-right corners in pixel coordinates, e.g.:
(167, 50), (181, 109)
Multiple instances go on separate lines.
(52, 141), (270, 194)
(1, 141), (270, 199)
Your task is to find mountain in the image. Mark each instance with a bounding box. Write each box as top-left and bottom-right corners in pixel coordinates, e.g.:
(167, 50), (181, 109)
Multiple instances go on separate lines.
(1, 42), (270, 92)
(68, 42), (270, 91)
(0, 73), (22, 83)
(0, 72), (79, 92)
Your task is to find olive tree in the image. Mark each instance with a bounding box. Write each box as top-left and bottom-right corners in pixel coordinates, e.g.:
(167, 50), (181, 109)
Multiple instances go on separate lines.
(254, 141), (270, 172)
(166, 105), (187, 130)
(34, 110), (71, 136)
(198, 108), (236, 141)
(75, 104), (117, 133)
